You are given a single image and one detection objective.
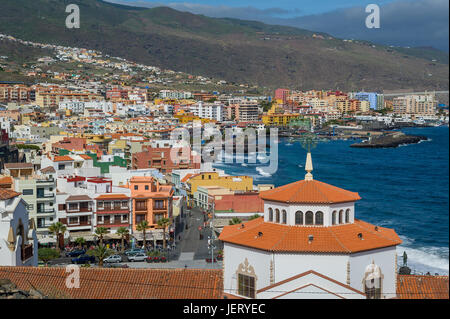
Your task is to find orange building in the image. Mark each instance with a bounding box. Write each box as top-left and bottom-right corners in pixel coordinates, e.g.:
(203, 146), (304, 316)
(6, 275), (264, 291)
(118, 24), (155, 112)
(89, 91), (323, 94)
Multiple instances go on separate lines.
(127, 177), (174, 231)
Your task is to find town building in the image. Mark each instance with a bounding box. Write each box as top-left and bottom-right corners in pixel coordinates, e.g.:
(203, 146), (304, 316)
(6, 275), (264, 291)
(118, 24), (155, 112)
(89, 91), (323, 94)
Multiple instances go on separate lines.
(0, 189), (38, 266)
(219, 152), (402, 299)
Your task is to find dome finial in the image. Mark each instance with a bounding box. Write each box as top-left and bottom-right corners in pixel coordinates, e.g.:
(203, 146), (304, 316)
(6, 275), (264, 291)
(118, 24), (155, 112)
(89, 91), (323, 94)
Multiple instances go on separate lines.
(305, 152), (313, 181)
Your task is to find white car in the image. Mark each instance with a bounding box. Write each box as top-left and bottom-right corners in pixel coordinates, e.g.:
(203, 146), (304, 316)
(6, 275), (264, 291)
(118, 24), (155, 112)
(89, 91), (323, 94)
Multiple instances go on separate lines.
(103, 255), (122, 263)
(127, 253), (147, 262)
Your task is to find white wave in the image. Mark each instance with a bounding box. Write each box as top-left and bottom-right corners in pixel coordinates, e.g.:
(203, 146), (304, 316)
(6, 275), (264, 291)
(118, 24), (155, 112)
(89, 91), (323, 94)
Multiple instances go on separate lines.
(298, 164), (303, 168)
(241, 163), (248, 167)
(285, 143), (293, 146)
(256, 167), (272, 177)
(397, 243), (449, 274)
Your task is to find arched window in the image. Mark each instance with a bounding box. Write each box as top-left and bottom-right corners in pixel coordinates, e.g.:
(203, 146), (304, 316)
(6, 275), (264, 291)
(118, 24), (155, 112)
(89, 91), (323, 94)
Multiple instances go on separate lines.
(315, 211), (324, 225)
(332, 211), (337, 225)
(275, 209), (280, 223)
(268, 208), (273, 222)
(345, 209), (350, 223)
(339, 210), (343, 224)
(295, 211), (303, 225)
(305, 211), (314, 225)
(282, 210), (287, 224)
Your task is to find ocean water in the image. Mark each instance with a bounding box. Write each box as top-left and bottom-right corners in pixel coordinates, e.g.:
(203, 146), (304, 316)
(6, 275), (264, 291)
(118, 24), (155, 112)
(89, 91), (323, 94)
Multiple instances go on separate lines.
(213, 126), (449, 275)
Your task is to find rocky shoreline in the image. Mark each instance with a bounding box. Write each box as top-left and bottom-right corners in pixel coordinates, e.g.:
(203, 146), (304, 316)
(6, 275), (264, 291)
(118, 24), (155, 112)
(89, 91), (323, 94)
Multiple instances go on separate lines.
(350, 132), (428, 148)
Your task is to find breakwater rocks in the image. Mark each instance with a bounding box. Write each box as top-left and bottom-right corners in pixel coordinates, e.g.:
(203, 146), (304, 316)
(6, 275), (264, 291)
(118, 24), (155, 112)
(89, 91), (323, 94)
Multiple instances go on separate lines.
(350, 132), (428, 148)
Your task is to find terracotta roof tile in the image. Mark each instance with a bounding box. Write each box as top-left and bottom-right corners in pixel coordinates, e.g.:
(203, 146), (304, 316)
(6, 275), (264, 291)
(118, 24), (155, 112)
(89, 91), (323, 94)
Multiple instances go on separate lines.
(0, 176), (13, 185)
(397, 275), (449, 299)
(4, 163), (33, 169)
(0, 189), (21, 200)
(54, 155), (74, 162)
(40, 166), (56, 173)
(66, 195), (92, 202)
(259, 180), (361, 204)
(0, 267), (223, 299)
(219, 217), (402, 253)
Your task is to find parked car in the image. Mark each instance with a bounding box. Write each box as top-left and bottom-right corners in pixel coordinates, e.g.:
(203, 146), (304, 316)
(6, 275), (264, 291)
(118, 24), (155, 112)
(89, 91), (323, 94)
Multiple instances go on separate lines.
(66, 249), (86, 257)
(103, 255), (122, 263)
(72, 254), (96, 264)
(124, 249), (145, 256)
(127, 253), (147, 262)
(104, 263), (129, 268)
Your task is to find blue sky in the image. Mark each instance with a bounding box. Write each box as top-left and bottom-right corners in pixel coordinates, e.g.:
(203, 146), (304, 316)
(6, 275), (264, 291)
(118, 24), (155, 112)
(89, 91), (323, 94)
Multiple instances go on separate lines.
(107, 0), (449, 51)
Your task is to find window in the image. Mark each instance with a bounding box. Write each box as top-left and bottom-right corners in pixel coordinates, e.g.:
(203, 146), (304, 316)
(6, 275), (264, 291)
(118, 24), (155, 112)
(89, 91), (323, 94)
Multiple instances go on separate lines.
(295, 211), (303, 225)
(238, 274), (256, 298)
(22, 189), (33, 195)
(135, 214), (146, 223)
(332, 211), (337, 225)
(49, 187), (53, 192)
(315, 211), (324, 225)
(208, 175), (211, 179)
(68, 203), (78, 211)
(98, 201), (104, 209)
(268, 208), (273, 222)
(154, 200), (164, 209)
(282, 210), (287, 224)
(97, 216), (104, 224)
(305, 211), (314, 225)
(134, 185), (138, 190)
(58, 164), (65, 170)
(136, 200), (147, 211)
(345, 209), (350, 223)
(145, 185), (149, 190)
(122, 214), (128, 222)
(68, 217), (78, 225)
(121, 201), (128, 208)
(275, 209), (280, 223)
(339, 210), (343, 224)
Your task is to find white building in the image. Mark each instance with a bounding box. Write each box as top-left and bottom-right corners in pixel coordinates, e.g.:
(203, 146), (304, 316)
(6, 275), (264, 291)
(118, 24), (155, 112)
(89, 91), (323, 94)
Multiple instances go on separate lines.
(189, 101), (224, 122)
(220, 153), (402, 299)
(0, 189), (38, 266)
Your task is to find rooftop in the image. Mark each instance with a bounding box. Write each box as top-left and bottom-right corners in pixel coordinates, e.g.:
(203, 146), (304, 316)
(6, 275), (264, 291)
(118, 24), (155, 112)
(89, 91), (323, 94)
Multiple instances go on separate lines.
(0, 267), (223, 299)
(259, 179), (361, 204)
(219, 217), (401, 254)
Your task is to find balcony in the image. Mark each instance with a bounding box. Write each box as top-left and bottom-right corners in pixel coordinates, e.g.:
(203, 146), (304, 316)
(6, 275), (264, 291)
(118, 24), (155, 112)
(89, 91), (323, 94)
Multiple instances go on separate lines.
(67, 207), (93, 213)
(37, 207), (55, 214)
(68, 220), (91, 227)
(153, 205), (167, 211)
(99, 205), (129, 212)
(37, 193), (55, 200)
(21, 244), (33, 261)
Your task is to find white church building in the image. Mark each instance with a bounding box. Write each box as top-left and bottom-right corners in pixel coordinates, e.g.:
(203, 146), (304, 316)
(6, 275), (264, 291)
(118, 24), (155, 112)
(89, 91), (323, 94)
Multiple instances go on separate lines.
(0, 189), (38, 266)
(219, 152), (402, 299)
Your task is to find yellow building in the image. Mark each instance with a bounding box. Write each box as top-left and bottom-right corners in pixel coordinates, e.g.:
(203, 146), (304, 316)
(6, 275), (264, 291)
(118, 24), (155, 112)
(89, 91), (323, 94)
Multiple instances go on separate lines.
(185, 172), (253, 197)
(108, 139), (128, 155)
(174, 111), (212, 124)
(262, 113), (303, 126)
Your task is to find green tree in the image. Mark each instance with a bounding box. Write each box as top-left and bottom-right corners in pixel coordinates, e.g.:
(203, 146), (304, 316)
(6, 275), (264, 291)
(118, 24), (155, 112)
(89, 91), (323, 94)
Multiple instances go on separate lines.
(248, 214), (261, 221)
(136, 220), (150, 249)
(48, 222), (67, 252)
(38, 248), (60, 265)
(157, 218), (172, 249)
(87, 245), (112, 268)
(75, 237), (86, 249)
(116, 227), (129, 252)
(229, 217), (242, 225)
(95, 227), (109, 247)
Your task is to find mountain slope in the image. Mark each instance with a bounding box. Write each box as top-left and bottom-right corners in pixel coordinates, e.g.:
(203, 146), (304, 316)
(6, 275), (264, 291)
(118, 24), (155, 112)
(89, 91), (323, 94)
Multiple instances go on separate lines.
(0, 0), (448, 91)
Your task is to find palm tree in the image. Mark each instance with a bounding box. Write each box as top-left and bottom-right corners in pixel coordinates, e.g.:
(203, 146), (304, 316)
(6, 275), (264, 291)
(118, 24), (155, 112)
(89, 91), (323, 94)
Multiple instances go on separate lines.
(157, 218), (172, 250)
(48, 222), (67, 252)
(88, 245), (112, 268)
(116, 227), (129, 252)
(75, 237), (86, 249)
(136, 221), (150, 249)
(95, 227), (109, 247)
(229, 217), (242, 225)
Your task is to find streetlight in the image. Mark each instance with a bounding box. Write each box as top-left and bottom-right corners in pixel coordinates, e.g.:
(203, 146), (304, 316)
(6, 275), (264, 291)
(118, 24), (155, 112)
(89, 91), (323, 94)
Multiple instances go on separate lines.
(207, 194), (215, 268)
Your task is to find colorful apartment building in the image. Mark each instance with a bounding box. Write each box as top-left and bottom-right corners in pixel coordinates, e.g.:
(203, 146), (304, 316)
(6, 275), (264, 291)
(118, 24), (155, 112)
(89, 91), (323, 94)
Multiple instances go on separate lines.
(132, 145), (200, 173)
(262, 113), (303, 126)
(127, 177), (174, 232)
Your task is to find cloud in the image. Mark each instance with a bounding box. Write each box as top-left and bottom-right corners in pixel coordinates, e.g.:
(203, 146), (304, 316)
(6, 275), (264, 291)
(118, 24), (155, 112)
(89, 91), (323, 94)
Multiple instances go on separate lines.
(280, 0), (449, 51)
(106, 0), (449, 52)
(107, 1), (301, 19)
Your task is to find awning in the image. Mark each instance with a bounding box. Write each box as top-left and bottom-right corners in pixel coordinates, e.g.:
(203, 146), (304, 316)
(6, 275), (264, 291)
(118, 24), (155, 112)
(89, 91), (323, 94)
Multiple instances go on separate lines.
(69, 231), (96, 242)
(37, 235), (57, 244)
(104, 233), (123, 240)
(132, 229), (168, 241)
